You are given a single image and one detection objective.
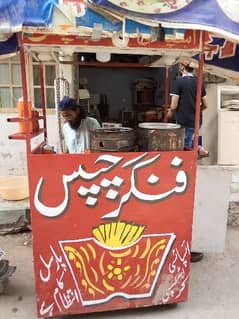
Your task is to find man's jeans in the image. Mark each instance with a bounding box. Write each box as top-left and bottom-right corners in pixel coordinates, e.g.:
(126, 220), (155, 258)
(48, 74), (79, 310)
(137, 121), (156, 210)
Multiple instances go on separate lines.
(184, 127), (195, 149)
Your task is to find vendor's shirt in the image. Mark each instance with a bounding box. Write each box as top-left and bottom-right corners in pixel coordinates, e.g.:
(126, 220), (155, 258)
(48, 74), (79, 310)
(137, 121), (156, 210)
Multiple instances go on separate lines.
(170, 73), (206, 128)
(63, 117), (100, 153)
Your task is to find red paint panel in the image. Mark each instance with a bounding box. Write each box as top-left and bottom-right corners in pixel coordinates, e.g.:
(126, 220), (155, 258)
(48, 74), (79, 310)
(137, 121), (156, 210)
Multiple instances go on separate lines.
(28, 151), (196, 317)
(23, 30), (200, 50)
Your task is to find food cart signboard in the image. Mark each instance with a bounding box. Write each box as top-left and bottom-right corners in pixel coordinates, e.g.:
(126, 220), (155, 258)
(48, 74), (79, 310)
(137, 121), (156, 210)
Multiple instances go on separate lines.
(22, 29), (201, 51)
(28, 150), (196, 317)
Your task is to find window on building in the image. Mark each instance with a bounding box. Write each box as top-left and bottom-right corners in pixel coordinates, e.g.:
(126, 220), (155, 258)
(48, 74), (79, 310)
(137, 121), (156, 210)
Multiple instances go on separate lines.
(0, 54), (22, 108)
(0, 54), (58, 111)
(32, 61), (57, 109)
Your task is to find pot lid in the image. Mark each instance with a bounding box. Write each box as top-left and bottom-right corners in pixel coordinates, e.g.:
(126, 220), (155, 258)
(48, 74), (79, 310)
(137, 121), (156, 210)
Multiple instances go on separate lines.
(138, 122), (181, 129)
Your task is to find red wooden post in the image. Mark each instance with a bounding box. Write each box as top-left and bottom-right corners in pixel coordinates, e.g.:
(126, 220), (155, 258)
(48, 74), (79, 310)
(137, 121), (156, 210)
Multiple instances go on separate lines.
(193, 31), (205, 151)
(17, 32), (31, 155)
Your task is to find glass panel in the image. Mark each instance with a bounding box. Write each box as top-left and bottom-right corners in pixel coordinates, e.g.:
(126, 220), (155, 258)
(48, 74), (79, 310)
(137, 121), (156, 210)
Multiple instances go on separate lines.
(46, 88), (55, 108)
(34, 88), (41, 109)
(12, 64), (21, 85)
(45, 65), (56, 86)
(0, 64), (10, 84)
(13, 88), (23, 108)
(0, 88), (11, 108)
(33, 64), (40, 85)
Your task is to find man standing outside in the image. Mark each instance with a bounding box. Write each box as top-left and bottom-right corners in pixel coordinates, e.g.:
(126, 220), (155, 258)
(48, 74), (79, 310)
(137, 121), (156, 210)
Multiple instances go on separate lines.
(168, 60), (208, 263)
(167, 60), (209, 158)
(58, 96), (101, 153)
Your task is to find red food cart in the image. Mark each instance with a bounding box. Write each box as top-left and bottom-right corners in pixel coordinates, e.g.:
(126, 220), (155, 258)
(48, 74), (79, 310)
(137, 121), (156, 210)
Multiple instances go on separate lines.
(8, 25), (206, 319)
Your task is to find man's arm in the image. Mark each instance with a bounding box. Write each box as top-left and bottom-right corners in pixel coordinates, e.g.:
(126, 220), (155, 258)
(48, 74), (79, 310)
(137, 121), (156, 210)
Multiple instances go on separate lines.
(167, 95), (179, 118)
(201, 96), (208, 110)
(88, 117), (101, 130)
(62, 123), (70, 153)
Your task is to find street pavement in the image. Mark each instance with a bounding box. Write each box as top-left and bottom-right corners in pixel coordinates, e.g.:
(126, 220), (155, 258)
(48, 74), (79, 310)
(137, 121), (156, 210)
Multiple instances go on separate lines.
(0, 226), (239, 319)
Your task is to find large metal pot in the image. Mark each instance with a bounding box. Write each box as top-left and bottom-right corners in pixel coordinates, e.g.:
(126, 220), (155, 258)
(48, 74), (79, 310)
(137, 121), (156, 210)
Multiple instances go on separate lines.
(137, 122), (185, 151)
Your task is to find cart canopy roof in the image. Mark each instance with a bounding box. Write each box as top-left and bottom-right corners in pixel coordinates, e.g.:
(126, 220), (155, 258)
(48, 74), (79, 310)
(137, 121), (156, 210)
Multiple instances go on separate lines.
(1, 1), (239, 40)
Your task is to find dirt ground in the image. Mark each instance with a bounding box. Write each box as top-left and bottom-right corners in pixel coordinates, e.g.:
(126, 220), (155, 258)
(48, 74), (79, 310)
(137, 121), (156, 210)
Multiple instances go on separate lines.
(0, 226), (239, 319)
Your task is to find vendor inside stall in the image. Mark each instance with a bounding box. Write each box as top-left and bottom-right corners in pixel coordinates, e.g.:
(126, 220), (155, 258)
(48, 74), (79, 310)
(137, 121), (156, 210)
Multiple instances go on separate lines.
(58, 96), (101, 153)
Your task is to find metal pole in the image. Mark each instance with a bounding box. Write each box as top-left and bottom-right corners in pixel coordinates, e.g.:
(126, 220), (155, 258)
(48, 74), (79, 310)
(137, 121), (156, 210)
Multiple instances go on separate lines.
(17, 32), (31, 155)
(39, 63), (47, 142)
(193, 31), (205, 152)
(163, 66), (170, 122)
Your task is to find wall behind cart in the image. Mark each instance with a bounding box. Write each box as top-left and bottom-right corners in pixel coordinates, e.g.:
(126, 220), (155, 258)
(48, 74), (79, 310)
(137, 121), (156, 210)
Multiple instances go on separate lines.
(80, 66), (166, 120)
(0, 114), (58, 175)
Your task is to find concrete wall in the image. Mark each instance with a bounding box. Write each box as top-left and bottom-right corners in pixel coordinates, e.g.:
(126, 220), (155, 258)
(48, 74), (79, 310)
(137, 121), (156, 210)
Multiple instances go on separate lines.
(0, 114), (27, 176)
(202, 84), (218, 165)
(203, 81), (238, 165)
(0, 114), (58, 176)
(192, 165), (233, 253)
